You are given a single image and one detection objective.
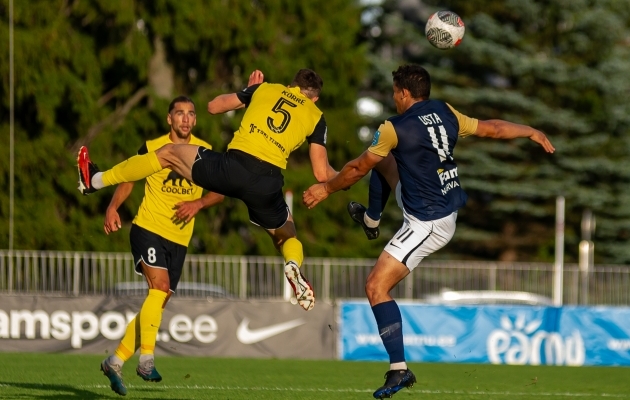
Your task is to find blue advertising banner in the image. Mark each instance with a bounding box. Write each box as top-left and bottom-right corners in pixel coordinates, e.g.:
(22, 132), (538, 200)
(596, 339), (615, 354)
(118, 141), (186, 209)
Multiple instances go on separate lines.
(339, 301), (630, 366)
(559, 307), (630, 366)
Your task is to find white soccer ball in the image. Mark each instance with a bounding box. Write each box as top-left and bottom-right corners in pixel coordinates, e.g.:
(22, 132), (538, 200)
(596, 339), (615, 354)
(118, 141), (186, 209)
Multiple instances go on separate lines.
(425, 10), (465, 50)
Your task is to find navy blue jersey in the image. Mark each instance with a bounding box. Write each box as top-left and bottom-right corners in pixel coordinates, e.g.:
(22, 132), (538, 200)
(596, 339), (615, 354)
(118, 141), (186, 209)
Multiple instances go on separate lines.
(369, 99), (478, 221)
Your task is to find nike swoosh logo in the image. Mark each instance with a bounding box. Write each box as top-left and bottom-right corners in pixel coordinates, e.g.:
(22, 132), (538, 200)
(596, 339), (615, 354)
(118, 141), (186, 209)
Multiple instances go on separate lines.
(236, 317), (306, 344)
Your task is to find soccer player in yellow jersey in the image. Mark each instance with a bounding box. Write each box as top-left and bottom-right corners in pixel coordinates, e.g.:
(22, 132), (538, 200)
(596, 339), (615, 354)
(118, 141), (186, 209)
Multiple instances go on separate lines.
(77, 69), (336, 313)
(98, 96), (224, 396)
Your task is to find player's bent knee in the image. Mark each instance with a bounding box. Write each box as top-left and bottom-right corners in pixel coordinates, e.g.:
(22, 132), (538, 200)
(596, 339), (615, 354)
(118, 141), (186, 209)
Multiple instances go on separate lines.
(365, 277), (381, 302)
(155, 144), (176, 167)
(156, 143), (175, 155)
(153, 281), (170, 293)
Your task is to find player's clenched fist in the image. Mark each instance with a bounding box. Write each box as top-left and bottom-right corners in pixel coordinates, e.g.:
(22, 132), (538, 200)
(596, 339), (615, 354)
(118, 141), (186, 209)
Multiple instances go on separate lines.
(303, 183), (330, 209)
(248, 70), (264, 86)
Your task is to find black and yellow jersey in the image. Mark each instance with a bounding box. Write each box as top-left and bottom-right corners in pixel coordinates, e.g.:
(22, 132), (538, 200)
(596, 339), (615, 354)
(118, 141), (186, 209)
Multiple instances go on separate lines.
(369, 100), (478, 221)
(132, 134), (212, 246)
(227, 83), (327, 169)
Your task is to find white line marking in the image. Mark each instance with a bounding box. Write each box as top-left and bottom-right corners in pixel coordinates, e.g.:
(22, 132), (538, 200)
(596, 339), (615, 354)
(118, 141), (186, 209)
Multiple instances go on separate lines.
(72, 384), (630, 397)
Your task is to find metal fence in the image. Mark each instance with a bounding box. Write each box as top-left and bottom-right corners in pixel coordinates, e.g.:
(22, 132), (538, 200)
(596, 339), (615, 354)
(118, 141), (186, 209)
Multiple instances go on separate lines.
(0, 250), (629, 305)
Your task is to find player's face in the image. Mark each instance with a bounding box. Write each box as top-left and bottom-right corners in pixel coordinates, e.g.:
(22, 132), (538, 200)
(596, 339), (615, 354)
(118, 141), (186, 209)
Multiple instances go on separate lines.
(392, 83), (404, 114)
(168, 102), (197, 140)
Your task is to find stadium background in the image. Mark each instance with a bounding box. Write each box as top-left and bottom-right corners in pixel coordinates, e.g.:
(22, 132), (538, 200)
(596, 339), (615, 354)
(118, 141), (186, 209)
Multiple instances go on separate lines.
(1, 0), (630, 398)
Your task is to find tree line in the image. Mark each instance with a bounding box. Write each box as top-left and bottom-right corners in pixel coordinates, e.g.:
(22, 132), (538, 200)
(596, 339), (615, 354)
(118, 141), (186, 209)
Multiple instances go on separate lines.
(1, 0), (629, 264)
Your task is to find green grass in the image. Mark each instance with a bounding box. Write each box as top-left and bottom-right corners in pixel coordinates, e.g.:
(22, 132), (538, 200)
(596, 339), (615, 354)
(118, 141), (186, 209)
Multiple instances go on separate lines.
(0, 353), (629, 399)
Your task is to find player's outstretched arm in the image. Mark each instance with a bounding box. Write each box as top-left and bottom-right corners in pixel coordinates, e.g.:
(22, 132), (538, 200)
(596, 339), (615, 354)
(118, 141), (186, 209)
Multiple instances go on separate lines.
(475, 119), (555, 153)
(104, 182), (135, 235)
(303, 150), (383, 209)
(207, 93), (245, 114)
(308, 143), (337, 182)
(207, 70), (264, 115)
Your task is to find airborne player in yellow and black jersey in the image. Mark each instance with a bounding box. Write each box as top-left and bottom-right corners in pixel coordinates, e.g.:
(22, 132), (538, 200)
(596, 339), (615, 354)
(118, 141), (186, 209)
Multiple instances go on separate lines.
(228, 81), (327, 169)
(98, 96), (224, 396)
(77, 69), (337, 314)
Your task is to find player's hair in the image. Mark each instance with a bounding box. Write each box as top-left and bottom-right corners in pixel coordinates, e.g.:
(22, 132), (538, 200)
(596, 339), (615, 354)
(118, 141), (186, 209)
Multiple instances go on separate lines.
(392, 65), (431, 99)
(168, 96), (195, 113)
(291, 69), (323, 99)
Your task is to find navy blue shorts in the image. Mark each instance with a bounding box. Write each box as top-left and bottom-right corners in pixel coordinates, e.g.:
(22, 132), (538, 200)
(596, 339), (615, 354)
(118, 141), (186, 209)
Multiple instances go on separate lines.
(191, 148), (289, 229)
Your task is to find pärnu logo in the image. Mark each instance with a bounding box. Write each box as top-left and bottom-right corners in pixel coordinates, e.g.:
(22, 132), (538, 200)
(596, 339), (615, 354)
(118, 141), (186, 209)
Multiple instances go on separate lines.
(486, 314), (584, 366)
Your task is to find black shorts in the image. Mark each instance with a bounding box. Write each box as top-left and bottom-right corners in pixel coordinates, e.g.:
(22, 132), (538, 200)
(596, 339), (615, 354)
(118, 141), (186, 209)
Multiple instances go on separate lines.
(191, 148), (288, 229)
(130, 224), (187, 292)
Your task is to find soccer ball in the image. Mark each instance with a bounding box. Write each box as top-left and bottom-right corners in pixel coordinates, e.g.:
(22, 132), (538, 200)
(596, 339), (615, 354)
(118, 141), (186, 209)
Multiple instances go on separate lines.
(425, 10), (465, 49)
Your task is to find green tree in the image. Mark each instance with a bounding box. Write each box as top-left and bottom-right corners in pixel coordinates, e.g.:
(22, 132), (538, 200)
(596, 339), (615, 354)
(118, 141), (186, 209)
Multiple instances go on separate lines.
(359, 0), (630, 263)
(0, 0), (370, 257)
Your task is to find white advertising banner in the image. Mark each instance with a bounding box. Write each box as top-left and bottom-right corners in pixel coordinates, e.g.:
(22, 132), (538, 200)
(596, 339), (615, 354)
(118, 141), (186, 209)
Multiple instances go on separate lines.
(0, 295), (335, 358)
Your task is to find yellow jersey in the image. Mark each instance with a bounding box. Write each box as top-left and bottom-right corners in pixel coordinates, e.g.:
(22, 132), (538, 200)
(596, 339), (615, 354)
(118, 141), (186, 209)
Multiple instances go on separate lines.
(132, 134), (212, 246)
(227, 83), (327, 169)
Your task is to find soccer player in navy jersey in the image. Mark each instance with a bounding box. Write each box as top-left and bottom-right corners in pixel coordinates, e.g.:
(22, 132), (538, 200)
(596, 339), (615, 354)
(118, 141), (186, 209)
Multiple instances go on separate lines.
(303, 64), (554, 399)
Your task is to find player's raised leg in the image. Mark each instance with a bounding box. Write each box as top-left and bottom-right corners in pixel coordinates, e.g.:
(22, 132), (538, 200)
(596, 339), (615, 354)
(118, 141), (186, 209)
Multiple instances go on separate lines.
(347, 153), (399, 240)
(77, 144), (200, 195)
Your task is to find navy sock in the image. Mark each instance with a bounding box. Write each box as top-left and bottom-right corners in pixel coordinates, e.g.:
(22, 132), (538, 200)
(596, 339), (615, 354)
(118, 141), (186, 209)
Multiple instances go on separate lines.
(366, 170), (391, 221)
(371, 300), (405, 364)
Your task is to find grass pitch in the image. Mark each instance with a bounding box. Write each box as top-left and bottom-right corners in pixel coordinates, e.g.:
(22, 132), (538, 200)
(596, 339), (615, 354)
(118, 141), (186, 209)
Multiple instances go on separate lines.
(0, 353), (628, 399)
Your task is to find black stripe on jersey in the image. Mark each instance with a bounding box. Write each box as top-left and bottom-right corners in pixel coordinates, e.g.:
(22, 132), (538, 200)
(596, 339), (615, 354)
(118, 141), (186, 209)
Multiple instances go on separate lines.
(306, 115), (327, 147)
(236, 83), (261, 106)
(402, 226), (434, 266)
(137, 142), (148, 155)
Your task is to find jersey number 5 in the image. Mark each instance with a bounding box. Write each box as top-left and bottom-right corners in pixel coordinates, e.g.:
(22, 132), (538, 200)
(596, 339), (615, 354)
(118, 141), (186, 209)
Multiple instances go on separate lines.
(267, 98), (297, 133)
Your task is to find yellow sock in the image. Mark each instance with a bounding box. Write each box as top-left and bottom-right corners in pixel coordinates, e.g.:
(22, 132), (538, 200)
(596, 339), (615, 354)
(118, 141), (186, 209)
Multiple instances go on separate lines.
(102, 152), (162, 187)
(281, 237), (304, 267)
(139, 289), (168, 355)
(114, 315), (141, 362)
